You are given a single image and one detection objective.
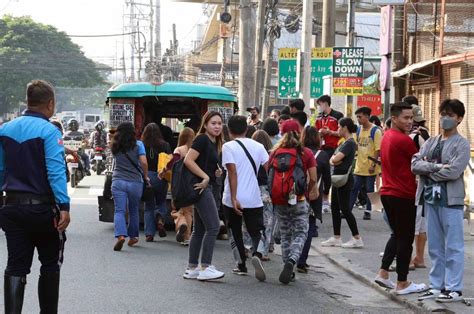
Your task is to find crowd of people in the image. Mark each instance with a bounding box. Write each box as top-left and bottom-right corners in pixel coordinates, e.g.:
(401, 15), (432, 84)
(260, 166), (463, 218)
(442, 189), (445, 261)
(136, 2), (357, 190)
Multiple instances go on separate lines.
(107, 93), (470, 302)
(0, 80), (471, 313)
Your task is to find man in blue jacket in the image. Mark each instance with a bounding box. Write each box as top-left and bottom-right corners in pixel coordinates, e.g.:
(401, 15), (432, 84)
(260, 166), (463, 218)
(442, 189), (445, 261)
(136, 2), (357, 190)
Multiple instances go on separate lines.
(0, 80), (71, 313)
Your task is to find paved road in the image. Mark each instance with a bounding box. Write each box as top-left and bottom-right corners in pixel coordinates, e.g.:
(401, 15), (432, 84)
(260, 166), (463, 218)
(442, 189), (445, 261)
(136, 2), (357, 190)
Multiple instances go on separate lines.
(0, 175), (412, 313)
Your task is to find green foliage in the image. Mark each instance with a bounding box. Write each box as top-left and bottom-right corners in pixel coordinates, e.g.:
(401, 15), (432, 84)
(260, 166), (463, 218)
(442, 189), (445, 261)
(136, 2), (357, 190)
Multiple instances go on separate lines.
(0, 16), (110, 113)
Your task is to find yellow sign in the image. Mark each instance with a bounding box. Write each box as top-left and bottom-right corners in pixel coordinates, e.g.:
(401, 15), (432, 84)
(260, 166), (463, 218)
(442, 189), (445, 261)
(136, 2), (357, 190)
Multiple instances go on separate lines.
(311, 48), (332, 59)
(278, 48), (298, 60)
(333, 87), (364, 96)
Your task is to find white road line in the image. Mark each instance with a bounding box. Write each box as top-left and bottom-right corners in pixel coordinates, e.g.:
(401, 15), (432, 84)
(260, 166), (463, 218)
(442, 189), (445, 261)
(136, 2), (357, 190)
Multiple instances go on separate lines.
(88, 186), (104, 196)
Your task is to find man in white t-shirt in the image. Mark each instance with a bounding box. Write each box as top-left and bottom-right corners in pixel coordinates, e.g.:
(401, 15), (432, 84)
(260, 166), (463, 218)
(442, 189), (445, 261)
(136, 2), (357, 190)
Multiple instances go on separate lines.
(222, 115), (269, 282)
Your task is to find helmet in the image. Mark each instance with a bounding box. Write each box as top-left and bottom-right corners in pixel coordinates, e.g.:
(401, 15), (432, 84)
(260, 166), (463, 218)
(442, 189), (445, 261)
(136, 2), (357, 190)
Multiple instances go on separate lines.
(68, 119), (79, 132)
(94, 121), (103, 131)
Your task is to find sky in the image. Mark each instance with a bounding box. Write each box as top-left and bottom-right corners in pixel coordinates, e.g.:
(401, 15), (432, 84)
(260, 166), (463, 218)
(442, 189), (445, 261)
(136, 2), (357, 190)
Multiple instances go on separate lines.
(1, 0), (208, 81)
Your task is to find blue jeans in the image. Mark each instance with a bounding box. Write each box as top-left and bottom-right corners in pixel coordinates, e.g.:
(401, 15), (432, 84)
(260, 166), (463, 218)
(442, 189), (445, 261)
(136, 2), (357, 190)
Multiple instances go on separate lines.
(112, 179), (143, 239)
(426, 203), (464, 292)
(144, 171), (168, 237)
(350, 175), (376, 213)
(188, 187), (220, 267)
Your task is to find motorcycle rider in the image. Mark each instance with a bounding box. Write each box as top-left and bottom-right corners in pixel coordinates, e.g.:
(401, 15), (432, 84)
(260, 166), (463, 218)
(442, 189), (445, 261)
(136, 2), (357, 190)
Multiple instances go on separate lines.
(64, 119), (91, 176)
(90, 120), (108, 150)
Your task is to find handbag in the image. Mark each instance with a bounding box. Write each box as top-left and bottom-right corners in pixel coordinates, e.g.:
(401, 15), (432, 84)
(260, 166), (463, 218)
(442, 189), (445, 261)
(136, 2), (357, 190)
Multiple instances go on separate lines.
(170, 158), (202, 209)
(331, 164), (352, 188)
(124, 151), (154, 202)
(309, 150), (322, 201)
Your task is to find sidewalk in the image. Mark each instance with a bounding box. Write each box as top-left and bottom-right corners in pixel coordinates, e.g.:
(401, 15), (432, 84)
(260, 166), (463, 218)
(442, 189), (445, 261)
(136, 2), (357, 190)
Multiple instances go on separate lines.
(312, 208), (474, 313)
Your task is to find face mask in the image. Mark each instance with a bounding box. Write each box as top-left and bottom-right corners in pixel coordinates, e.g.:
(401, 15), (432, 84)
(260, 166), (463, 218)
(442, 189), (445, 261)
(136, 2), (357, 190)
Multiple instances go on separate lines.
(251, 114), (257, 120)
(318, 106), (324, 114)
(440, 116), (457, 130)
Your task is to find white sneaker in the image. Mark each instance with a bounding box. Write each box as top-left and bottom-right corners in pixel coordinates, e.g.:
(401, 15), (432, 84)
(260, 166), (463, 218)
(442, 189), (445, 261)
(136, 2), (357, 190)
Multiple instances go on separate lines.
(321, 237), (342, 247)
(436, 291), (463, 303)
(341, 237), (364, 248)
(374, 275), (395, 289)
(183, 267), (200, 280)
(197, 265), (225, 281)
(322, 201), (331, 214)
(396, 282), (428, 295)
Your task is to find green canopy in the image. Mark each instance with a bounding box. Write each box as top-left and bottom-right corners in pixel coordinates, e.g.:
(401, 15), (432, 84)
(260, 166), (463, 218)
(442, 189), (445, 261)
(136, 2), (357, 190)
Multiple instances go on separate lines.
(107, 81), (237, 102)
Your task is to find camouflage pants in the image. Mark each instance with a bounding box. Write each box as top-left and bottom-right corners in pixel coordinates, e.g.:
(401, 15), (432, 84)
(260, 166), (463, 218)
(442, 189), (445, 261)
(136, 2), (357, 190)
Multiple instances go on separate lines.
(275, 201), (309, 264)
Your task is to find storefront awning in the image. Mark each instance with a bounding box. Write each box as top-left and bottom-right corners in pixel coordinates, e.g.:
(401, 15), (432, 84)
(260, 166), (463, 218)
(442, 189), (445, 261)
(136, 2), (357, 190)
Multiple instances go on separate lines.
(391, 59), (440, 77)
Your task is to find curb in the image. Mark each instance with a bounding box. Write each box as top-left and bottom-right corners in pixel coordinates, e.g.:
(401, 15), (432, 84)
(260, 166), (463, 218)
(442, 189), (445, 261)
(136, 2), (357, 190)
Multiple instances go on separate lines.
(312, 244), (454, 313)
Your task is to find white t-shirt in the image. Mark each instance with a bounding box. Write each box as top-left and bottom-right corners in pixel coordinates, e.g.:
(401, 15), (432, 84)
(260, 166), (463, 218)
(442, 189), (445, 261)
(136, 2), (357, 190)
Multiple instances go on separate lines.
(222, 138), (269, 209)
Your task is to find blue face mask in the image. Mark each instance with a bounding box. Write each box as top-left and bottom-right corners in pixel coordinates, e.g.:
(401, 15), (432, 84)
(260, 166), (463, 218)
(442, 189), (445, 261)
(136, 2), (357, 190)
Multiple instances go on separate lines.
(440, 116), (457, 130)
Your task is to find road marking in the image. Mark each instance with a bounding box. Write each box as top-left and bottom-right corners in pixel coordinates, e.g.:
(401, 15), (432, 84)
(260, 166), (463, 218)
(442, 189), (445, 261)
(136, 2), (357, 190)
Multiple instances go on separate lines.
(89, 186), (103, 196)
(68, 186), (76, 195)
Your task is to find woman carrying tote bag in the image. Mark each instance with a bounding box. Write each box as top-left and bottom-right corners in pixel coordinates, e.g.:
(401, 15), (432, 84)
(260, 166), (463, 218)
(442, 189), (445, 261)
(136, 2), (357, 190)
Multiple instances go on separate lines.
(321, 118), (363, 249)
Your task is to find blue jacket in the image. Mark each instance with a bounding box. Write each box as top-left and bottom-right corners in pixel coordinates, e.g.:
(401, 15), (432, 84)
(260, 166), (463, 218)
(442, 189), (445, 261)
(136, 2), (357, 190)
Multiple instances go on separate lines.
(0, 110), (70, 211)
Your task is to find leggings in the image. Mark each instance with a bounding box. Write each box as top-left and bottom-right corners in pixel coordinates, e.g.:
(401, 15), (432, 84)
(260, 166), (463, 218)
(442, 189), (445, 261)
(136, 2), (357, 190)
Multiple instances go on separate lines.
(331, 177), (359, 237)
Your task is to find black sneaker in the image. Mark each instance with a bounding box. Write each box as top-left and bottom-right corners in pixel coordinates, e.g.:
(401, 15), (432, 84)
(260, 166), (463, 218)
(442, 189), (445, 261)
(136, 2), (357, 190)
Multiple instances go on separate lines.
(232, 264), (248, 276)
(274, 237), (281, 245)
(436, 291), (463, 303)
(363, 212), (371, 220)
(296, 265), (308, 274)
(418, 289), (443, 301)
(176, 224), (187, 243)
(279, 262), (294, 285)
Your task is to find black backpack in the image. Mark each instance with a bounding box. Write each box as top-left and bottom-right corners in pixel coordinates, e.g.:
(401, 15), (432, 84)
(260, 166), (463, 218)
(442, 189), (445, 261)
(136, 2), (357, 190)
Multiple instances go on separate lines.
(171, 158), (202, 209)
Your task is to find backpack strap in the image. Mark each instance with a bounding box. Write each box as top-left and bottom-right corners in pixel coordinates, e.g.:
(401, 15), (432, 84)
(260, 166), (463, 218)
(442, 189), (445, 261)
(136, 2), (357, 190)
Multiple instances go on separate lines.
(235, 139), (257, 176)
(357, 125), (378, 142)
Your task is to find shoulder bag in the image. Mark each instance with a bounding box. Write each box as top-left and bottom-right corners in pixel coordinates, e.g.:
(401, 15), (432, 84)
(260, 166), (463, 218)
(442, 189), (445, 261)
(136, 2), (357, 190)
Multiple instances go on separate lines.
(124, 149), (154, 202)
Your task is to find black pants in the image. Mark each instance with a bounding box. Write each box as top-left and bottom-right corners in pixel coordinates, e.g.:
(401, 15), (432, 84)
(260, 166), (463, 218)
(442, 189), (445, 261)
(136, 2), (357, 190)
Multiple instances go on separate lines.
(0, 204), (66, 277)
(380, 195), (416, 282)
(331, 176), (359, 237)
(223, 206), (263, 265)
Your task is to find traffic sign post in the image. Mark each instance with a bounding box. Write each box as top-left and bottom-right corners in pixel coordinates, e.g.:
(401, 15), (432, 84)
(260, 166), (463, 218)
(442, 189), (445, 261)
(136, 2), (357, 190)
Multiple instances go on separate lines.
(310, 48), (333, 99)
(278, 48), (299, 99)
(332, 47), (364, 96)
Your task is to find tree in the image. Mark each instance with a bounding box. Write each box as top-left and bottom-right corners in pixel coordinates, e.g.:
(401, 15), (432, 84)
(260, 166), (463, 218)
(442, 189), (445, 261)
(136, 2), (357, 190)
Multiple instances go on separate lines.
(0, 16), (110, 114)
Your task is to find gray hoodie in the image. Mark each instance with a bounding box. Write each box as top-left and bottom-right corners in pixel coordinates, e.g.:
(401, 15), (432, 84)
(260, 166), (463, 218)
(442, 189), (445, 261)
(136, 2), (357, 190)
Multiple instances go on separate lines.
(411, 133), (470, 207)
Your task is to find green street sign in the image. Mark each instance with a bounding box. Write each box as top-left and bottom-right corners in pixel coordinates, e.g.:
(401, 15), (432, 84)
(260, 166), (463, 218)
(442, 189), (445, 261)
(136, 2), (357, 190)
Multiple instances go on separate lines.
(310, 48), (333, 99)
(278, 48), (299, 99)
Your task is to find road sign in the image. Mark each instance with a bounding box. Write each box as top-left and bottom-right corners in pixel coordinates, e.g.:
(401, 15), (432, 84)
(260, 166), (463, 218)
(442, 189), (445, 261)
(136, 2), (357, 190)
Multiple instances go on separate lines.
(357, 94), (382, 116)
(332, 47), (364, 96)
(278, 48), (299, 98)
(380, 5), (393, 55)
(310, 48), (333, 99)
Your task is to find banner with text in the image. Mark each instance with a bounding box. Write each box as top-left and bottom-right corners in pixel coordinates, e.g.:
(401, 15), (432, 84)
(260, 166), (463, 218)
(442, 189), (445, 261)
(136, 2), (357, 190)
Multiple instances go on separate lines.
(278, 48), (299, 99)
(332, 47), (364, 96)
(310, 48), (333, 99)
(109, 102), (134, 128)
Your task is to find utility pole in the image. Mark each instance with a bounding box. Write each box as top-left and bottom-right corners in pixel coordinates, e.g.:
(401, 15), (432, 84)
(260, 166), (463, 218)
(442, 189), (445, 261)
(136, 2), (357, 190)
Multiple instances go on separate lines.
(149, 0), (154, 62)
(155, 0), (161, 59)
(254, 0), (267, 109)
(137, 20), (143, 81)
(322, 0), (336, 47)
(345, 0), (356, 117)
(238, 0), (257, 114)
(130, 0), (136, 81)
(220, 38), (227, 87)
(262, 2), (277, 115)
(299, 0), (313, 115)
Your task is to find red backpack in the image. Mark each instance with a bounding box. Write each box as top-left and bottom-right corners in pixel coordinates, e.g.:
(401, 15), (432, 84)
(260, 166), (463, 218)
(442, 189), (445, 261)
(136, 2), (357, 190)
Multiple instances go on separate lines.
(268, 148), (307, 205)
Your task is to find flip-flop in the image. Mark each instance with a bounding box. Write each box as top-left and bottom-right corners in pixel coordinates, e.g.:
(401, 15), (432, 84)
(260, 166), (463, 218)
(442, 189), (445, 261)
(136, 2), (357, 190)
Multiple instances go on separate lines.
(396, 282), (428, 295)
(414, 264), (427, 269)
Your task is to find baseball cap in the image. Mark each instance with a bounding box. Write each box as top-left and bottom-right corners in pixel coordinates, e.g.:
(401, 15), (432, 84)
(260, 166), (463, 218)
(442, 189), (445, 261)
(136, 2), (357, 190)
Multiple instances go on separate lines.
(246, 106), (260, 114)
(412, 105), (425, 122)
(280, 119), (301, 135)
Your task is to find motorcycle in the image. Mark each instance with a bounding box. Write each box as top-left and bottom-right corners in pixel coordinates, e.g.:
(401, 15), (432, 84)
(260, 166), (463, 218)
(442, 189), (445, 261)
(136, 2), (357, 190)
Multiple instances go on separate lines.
(64, 137), (85, 188)
(91, 147), (106, 175)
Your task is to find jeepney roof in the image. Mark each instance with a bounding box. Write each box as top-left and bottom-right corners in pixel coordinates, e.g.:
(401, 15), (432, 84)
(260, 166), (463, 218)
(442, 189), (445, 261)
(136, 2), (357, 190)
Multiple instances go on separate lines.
(107, 81), (237, 102)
